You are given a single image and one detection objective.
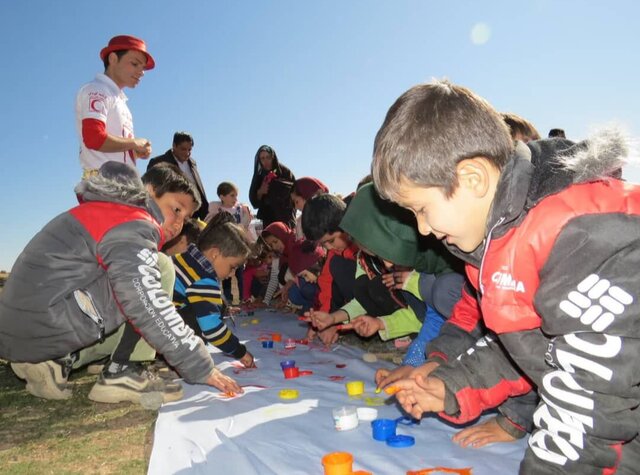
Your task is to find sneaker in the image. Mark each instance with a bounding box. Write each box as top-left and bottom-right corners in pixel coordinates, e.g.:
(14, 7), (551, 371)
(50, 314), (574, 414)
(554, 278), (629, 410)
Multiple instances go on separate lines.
(86, 356), (110, 375)
(146, 359), (180, 381)
(88, 362), (183, 409)
(11, 358), (73, 400)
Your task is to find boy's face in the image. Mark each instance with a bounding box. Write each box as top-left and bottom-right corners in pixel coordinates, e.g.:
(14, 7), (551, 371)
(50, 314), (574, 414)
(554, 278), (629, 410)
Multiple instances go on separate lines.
(220, 190), (238, 208)
(107, 50), (148, 89)
(152, 191), (197, 242)
(291, 192), (305, 211)
(395, 178), (488, 253)
(264, 235), (285, 254)
(212, 254), (245, 280)
(319, 231), (350, 252)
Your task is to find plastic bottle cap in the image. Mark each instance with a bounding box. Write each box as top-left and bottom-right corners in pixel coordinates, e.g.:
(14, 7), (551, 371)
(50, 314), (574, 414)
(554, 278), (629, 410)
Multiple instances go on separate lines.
(279, 389), (299, 400)
(386, 435), (415, 448)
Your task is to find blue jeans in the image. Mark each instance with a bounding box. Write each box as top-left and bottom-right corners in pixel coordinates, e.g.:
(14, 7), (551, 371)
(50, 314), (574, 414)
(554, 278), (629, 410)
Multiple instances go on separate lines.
(287, 279), (319, 312)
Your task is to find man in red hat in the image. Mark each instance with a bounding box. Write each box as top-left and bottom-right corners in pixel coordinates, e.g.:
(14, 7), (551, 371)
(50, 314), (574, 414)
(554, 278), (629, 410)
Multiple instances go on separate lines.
(75, 35), (155, 179)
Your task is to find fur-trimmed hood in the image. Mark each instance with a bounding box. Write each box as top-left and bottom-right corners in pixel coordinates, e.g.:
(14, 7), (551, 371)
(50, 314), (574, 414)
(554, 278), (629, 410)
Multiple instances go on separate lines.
(74, 161), (149, 206)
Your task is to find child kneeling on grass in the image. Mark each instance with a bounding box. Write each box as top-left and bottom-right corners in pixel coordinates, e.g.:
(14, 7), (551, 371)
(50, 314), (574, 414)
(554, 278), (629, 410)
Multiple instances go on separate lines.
(172, 212), (255, 368)
(0, 162), (242, 405)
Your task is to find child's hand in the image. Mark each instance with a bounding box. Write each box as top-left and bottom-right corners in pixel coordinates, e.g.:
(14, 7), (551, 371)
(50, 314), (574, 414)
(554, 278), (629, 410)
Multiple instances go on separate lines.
(375, 365), (414, 391)
(409, 361), (440, 381)
(280, 281), (294, 303)
(452, 416), (517, 448)
(381, 270), (412, 289)
(206, 368), (243, 395)
(394, 375), (446, 419)
(317, 326), (339, 345)
(305, 309), (337, 331)
(344, 315), (383, 337)
(239, 351), (256, 368)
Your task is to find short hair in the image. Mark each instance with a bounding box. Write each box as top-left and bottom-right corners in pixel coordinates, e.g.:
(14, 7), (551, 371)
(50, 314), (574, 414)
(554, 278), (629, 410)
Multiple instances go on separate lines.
(103, 50), (127, 71)
(502, 112), (540, 142)
(548, 128), (566, 138)
(197, 211), (251, 258)
(142, 163), (202, 210)
(301, 193), (346, 241)
(217, 181), (238, 197)
(173, 132), (194, 146)
(372, 79), (513, 200)
(162, 218), (201, 251)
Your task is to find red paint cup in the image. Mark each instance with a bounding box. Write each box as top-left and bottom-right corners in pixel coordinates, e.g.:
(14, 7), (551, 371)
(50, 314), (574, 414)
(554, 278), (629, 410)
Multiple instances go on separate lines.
(283, 367), (300, 379)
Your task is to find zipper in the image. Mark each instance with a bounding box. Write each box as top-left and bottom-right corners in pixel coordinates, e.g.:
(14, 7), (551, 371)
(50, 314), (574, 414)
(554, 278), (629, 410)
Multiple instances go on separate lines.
(479, 217), (505, 295)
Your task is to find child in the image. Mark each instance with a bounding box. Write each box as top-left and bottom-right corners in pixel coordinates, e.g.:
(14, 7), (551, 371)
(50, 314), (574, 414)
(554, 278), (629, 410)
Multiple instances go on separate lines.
(0, 162), (242, 403)
(172, 212), (255, 368)
(261, 222), (325, 312)
(372, 80), (639, 473)
(305, 184), (463, 347)
(290, 177), (329, 238)
(206, 181), (253, 304)
(301, 193), (359, 344)
(162, 218), (203, 256)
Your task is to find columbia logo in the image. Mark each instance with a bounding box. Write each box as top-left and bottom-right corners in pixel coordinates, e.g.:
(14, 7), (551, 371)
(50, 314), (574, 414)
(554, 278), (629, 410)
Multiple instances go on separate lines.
(559, 274), (633, 332)
(137, 248), (158, 267)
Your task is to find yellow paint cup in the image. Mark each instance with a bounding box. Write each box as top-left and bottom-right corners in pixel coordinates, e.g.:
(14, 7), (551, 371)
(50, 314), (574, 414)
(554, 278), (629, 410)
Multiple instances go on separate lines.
(345, 380), (364, 397)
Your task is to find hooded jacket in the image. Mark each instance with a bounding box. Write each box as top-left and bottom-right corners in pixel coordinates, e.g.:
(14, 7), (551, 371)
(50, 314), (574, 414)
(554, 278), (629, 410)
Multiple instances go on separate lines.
(426, 132), (640, 474)
(0, 162), (215, 384)
(248, 145), (296, 227)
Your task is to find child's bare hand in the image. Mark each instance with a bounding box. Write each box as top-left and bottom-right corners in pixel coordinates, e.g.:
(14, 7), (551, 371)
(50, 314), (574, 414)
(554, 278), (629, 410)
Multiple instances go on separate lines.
(298, 270), (317, 283)
(381, 270), (412, 289)
(343, 316), (383, 337)
(239, 351), (256, 368)
(305, 326), (318, 342)
(452, 416), (517, 448)
(394, 374), (446, 419)
(305, 309), (334, 331)
(206, 369), (243, 395)
(376, 365), (414, 391)
(409, 361), (440, 381)
(317, 326), (339, 345)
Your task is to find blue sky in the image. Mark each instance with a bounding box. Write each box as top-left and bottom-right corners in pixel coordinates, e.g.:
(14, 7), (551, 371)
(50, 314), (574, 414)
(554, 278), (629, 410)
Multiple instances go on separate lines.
(2, 0), (640, 271)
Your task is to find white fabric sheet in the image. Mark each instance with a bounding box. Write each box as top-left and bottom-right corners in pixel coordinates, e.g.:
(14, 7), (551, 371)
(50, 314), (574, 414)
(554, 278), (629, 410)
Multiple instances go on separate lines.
(149, 309), (527, 474)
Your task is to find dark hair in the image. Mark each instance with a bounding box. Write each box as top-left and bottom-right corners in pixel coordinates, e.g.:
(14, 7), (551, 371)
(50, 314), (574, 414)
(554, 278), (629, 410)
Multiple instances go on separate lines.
(502, 112), (540, 142)
(548, 128), (566, 139)
(357, 174), (373, 190)
(103, 49), (128, 71)
(142, 163), (202, 210)
(162, 218), (201, 251)
(217, 181), (238, 197)
(301, 193), (346, 241)
(372, 79), (513, 200)
(198, 211), (251, 258)
(173, 131), (194, 146)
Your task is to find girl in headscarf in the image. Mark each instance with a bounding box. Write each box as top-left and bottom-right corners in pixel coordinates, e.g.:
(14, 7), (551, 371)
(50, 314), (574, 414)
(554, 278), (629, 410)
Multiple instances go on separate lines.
(249, 145), (296, 228)
(291, 177), (329, 239)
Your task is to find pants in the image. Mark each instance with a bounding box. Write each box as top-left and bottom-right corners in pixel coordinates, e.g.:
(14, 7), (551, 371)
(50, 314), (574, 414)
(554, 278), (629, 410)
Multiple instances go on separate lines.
(73, 252), (175, 368)
(328, 255), (357, 312)
(287, 279), (319, 312)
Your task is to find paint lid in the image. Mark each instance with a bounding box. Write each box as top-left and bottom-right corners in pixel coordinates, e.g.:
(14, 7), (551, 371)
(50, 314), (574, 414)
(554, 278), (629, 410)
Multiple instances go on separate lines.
(279, 389), (299, 400)
(386, 435), (415, 448)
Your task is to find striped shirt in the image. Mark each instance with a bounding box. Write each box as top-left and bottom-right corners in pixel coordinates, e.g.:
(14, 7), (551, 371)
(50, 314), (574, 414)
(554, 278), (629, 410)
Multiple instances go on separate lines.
(172, 244), (246, 359)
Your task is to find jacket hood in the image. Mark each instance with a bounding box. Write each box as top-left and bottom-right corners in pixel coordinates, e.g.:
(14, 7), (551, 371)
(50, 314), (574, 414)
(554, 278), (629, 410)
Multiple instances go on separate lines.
(73, 161), (162, 221)
(340, 183), (456, 273)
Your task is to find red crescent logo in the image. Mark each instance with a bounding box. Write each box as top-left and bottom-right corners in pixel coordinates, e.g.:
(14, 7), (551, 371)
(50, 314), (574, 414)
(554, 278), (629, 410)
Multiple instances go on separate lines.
(90, 99), (104, 113)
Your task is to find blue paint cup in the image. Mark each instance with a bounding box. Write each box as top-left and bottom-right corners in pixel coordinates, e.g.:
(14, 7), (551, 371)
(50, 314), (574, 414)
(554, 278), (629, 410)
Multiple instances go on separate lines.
(280, 360), (296, 370)
(262, 340), (274, 349)
(371, 418), (397, 441)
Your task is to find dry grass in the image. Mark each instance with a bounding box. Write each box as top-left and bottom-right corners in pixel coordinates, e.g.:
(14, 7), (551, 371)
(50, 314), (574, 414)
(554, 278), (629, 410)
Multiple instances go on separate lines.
(0, 361), (156, 475)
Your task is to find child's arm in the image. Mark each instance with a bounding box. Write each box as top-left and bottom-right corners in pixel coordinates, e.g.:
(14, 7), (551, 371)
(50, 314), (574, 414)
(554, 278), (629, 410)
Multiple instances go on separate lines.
(98, 224), (214, 384)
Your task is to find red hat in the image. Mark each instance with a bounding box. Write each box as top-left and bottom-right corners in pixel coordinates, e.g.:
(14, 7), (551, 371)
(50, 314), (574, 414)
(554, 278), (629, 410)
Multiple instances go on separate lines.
(100, 35), (155, 70)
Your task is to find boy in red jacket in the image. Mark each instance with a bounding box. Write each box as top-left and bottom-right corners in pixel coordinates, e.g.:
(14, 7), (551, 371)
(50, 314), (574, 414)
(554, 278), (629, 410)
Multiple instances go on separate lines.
(372, 80), (640, 474)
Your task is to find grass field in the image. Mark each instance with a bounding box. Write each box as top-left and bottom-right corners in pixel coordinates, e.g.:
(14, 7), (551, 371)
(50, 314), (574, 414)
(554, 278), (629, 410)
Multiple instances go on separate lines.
(0, 361), (156, 475)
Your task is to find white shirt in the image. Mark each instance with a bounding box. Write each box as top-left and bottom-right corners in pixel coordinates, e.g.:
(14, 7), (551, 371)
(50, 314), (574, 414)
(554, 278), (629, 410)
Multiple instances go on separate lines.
(176, 157), (196, 183)
(75, 73), (136, 171)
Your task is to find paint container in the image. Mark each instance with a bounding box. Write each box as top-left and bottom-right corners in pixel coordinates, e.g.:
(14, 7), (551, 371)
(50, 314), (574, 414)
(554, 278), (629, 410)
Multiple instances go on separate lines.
(280, 359), (296, 370)
(279, 389), (299, 400)
(283, 367), (300, 379)
(322, 452), (353, 475)
(356, 407), (378, 421)
(261, 340), (274, 349)
(284, 338), (296, 349)
(371, 418), (397, 441)
(345, 380), (364, 397)
(272, 332), (282, 342)
(332, 406), (359, 432)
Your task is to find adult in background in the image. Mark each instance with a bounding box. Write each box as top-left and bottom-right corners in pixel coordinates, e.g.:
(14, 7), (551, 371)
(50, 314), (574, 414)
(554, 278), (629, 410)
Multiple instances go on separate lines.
(147, 132), (209, 220)
(76, 35), (154, 180)
(249, 145), (296, 228)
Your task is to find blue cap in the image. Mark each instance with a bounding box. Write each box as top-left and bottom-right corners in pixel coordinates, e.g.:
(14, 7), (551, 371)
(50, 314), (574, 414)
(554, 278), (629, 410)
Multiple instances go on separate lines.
(385, 435), (415, 448)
